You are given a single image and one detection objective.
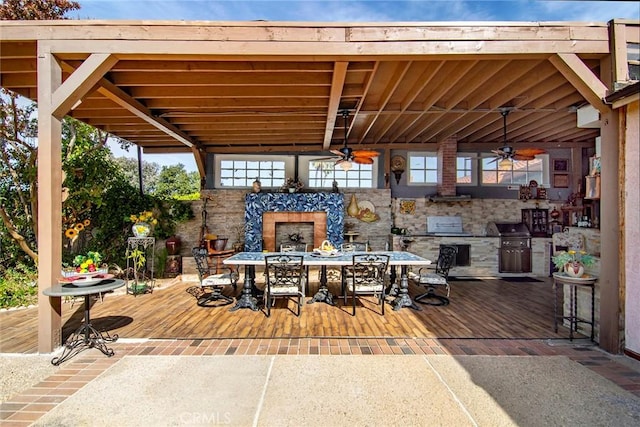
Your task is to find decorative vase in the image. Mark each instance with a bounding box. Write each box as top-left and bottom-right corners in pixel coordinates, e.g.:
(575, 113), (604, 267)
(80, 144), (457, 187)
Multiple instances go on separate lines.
(165, 235), (181, 255)
(132, 221), (151, 238)
(347, 194), (359, 217)
(288, 187), (296, 193)
(564, 262), (584, 277)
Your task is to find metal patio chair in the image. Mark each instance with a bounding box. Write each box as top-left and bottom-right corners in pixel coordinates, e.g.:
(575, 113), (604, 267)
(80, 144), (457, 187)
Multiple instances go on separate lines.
(192, 247), (237, 307)
(411, 245), (457, 306)
(343, 253), (389, 316)
(264, 254), (306, 317)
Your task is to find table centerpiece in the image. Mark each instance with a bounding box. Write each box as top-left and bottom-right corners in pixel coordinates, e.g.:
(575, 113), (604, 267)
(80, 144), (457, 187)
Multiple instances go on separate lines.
(552, 249), (595, 278)
(62, 251), (108, 278)
(128, 210), (158, 237)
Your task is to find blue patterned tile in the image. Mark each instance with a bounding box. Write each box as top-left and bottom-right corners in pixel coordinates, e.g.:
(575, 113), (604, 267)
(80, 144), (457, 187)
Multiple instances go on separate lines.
(244, 193), (344, 251)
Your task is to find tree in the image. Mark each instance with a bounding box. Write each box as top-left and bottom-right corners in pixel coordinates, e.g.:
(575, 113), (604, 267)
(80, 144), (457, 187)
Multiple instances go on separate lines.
(155, 164), (200, 199)
(0, 90), (123, 264)
(0, 90), (39, 262)
(111, 155), (161, 194)
(0, 0), (79, 20)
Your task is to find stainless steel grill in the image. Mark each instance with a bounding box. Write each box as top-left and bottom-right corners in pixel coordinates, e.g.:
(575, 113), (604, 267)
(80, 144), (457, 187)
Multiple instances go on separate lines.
(486, 222), (532, 273)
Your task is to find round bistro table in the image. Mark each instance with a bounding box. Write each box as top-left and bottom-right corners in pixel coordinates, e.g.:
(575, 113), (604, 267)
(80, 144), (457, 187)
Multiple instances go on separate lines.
(43, 278), (125, 365)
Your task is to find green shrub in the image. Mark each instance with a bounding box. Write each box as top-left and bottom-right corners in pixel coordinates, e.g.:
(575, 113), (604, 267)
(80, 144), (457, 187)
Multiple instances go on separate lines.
(0, 264), (38, 309)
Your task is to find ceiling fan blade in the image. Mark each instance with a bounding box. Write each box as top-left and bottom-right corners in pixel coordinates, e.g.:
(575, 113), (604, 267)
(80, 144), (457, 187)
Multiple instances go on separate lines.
(352, 150), (380, 158)
(353, 156), (374, 164)
(515, 148), (546, 157)
(513, 154), (535, 161)
(330, 149), (344, 157)
(312, 156), (340, 162)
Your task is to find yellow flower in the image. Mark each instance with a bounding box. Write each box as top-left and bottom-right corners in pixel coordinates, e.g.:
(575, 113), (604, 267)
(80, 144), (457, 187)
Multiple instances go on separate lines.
(129, 210), (157, 224)
(74, 222), (85, 231)
(83, 219), (91, 226)
(65, 228), (77, 238)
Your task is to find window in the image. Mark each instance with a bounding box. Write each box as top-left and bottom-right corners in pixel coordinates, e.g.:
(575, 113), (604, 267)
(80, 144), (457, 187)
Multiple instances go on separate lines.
(627, 42), (639, 81)
(299, 156), (376, 188)
(456, 154), (475, 185)
(481, 154), (548, 186)
(214, 155), (294, 188)
(408, 152), (437, 185)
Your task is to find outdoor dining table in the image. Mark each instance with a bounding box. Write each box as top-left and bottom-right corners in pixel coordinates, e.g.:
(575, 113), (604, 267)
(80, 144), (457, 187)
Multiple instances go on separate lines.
(43, 278), (125, 365)
(223, 251), (431, 312)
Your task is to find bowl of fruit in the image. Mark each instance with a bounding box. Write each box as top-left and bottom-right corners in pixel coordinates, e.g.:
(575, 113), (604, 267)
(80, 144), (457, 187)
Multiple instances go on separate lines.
(62, 251), (108, 278)
(313, 240), (339, 257)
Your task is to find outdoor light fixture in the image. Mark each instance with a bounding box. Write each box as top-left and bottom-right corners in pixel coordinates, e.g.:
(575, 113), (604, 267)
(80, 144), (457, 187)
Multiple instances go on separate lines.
(498, 157), (513, 169)
(391, 155), (406, 184)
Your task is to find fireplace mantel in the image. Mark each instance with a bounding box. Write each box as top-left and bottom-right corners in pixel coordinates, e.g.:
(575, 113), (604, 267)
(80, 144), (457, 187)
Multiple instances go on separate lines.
(244, 193), (344, 252)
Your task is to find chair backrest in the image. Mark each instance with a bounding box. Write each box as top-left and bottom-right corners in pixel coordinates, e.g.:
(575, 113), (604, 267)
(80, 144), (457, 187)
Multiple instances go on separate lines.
(349, 254), (389, 289)
(192, 247), (211, 279)
(280, 243), (309, 252)
(435, 245), (458, 278)
(264, 254), (305, 288)
(340, 242), (368, 252)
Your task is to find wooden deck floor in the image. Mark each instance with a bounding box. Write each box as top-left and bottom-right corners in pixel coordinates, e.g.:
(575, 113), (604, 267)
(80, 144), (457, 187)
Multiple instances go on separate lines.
(0, 274), (570, 354)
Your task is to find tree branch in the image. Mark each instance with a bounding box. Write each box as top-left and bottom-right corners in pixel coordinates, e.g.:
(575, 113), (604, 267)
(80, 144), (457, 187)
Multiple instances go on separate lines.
(0, 204), (38, 263)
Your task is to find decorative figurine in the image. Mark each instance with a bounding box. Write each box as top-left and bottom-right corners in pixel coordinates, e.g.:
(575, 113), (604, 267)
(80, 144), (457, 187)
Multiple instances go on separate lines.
(252, 178), (261, 193)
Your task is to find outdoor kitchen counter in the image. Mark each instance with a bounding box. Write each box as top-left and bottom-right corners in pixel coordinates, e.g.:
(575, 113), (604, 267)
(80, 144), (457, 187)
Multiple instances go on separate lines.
(390, 234), (551, 277)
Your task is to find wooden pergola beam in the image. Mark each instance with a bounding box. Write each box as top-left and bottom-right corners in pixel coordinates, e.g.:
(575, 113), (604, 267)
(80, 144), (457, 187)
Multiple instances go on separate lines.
(549, 53), (610, 113)
(52, 53), (118, 119)
(323, 62), (348, 150)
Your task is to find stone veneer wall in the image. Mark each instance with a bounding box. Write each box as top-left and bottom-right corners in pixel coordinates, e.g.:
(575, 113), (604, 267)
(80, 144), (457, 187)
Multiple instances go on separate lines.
(173, 188), (392, 255)
(391, 197), (556, 235)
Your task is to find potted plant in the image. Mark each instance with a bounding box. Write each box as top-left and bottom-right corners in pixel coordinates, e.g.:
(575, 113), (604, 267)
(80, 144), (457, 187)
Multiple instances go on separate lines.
(281, 177), (304, 193)
(552, 250), (595, 277)
(128, 210), (158, 237)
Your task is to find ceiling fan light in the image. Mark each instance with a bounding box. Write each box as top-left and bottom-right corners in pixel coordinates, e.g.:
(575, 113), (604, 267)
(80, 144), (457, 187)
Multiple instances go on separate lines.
(340, 161), (352, 171)
(498, 158), (513, 169)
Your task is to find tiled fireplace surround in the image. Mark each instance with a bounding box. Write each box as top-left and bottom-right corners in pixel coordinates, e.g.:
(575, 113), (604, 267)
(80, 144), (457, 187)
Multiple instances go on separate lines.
(243, 193), (344, 252)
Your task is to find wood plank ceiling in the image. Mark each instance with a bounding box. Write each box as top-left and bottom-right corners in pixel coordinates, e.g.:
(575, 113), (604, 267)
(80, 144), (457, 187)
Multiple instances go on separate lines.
(0, 21), (608, 163)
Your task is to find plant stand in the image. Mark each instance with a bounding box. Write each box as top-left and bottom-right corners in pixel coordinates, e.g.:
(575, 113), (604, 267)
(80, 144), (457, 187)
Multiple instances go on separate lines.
(126, 237), (155, 295)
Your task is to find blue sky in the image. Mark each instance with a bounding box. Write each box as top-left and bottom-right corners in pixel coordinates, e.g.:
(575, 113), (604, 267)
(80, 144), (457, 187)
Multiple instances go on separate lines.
(79, 0), (639, 170)
(76, 1), (640, 23)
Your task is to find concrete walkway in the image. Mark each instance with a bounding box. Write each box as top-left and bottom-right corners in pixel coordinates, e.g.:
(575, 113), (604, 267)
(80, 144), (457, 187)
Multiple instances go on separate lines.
(2, 338), (640, 426)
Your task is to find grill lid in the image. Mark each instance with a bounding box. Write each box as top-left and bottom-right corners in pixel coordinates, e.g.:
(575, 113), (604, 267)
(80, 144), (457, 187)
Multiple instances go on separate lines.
(486, 222), (531, 237)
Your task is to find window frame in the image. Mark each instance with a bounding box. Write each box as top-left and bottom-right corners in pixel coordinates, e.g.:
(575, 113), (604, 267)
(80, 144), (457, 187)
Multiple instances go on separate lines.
(214, 154), (295, 189)
(407, 151), (438, 186)
(456, 152), (477, 186)
(299, 155), (378, 189)
(480, 153), (550, 186)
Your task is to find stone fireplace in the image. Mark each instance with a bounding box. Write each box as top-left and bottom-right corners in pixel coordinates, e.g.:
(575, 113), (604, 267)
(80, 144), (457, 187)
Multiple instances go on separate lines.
(244, 193), (344, 252)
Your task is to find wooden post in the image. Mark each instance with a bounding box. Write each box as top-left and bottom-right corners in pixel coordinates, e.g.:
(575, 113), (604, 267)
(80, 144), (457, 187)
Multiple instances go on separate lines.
(598, 106), (621, 353)
(37, 44), (63, 353)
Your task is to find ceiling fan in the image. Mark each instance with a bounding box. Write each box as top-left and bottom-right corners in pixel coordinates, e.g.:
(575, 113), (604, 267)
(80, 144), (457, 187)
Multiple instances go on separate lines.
(315, 110), (379, 170)
(490, 109), (546, 163)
